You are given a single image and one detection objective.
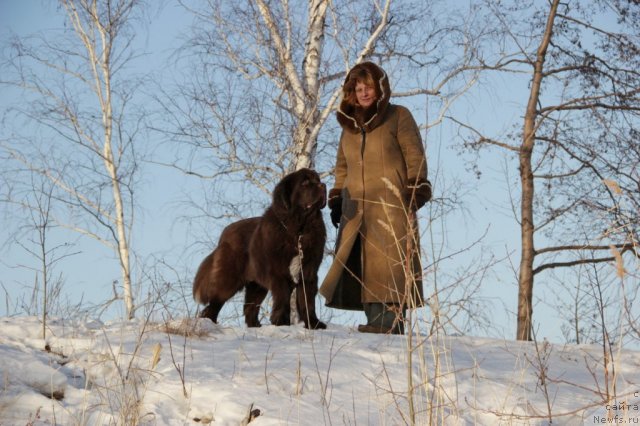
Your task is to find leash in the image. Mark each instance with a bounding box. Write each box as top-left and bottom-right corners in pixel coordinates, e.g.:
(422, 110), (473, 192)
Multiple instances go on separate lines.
(298, 234), (316, 329)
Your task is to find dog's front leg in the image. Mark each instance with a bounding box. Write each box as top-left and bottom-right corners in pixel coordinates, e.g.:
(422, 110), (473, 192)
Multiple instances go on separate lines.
(269, 281), (292, 326)
(297, 276), (326, 329)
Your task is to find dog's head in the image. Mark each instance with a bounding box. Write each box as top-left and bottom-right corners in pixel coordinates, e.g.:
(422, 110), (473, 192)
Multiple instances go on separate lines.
(273, 168), (327, 214)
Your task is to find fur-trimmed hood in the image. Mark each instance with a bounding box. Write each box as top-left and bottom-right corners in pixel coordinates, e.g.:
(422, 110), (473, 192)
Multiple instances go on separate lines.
(337, 62), (391, 134)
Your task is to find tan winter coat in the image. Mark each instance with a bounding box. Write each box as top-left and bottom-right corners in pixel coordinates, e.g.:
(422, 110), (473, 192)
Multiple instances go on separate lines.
(319, 62), (428, 311)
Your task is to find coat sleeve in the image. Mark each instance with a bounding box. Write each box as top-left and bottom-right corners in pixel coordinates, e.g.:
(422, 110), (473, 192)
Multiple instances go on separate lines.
(333, 132), (348, 190)
(396, 106), (427, 181)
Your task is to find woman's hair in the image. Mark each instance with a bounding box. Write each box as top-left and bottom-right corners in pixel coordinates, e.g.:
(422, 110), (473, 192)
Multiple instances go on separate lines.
(343, 67), (380, 107)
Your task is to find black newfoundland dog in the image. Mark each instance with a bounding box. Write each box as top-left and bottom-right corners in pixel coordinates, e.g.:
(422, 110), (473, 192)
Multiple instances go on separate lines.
(193, 168), (327, 329)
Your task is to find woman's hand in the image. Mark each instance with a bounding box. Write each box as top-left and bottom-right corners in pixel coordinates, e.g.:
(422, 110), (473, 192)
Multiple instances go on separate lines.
(405, 178), (432, 210)
(328, 188), (343, 228)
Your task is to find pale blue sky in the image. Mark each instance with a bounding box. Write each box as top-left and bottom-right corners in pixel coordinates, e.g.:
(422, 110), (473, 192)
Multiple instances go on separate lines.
(1, 1), (578, 342)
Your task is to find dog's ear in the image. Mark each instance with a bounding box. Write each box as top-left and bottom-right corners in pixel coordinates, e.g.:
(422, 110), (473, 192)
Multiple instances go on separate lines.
(272, 172), (293, 213)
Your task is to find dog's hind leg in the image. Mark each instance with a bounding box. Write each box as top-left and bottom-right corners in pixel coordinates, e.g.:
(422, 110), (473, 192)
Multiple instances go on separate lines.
(200, 301), (225, 323)
(195, 241), (246, 324)
(244, 282), (268, 327)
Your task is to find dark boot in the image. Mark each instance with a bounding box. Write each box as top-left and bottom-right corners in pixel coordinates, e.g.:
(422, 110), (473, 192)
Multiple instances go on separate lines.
(358, 303), (405, 335)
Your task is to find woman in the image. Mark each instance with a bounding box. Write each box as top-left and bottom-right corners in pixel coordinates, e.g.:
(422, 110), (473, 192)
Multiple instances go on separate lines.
(319, 62), (432, 334)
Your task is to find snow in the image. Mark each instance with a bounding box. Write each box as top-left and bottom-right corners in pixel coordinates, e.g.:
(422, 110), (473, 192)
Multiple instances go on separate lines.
(1, 316), (639, 425)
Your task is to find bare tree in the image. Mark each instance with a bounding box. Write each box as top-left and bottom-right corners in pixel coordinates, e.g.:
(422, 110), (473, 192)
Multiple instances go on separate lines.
(1, 0), (149, 319)
(24, 175), (62, 339)
(10, 173), (80, 338)
(464, 0), (640, 340)
(154, 0), (505, 327)
(158, 0), (498, 202)
(551, 260), (622, 345)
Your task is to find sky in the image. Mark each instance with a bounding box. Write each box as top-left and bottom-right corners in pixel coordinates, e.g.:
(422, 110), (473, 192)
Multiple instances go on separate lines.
(0, 1), (626, 346)
(0, 0), (199, 318)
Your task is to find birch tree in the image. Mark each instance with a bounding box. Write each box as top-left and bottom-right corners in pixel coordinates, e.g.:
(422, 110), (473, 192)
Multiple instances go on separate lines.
(160, 0), (497, 202)
(465, 0), (640, 340)
(154, 0), (505, 330)
(1, 0), (147, 319)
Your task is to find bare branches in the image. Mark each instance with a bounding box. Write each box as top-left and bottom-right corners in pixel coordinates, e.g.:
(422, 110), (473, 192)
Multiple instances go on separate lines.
(450, 117), (520, 152)
(159, 0), (496, 235)
(457, 0), (640, 340)
(535, 243), (637, 256)
(1, 0), (146, 319)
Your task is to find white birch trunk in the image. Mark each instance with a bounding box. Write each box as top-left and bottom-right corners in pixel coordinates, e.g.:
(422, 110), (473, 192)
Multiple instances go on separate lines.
(64, 0), (135, 318)
(291, 0), (328, 170)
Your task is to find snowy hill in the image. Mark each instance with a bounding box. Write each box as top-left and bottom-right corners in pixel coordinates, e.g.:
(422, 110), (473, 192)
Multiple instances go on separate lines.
(1, 316), (639, 425)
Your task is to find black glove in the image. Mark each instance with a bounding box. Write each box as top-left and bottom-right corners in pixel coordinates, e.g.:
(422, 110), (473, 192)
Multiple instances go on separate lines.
(404, 178), (432, 210)
(330, 206), (342, 228)
(328, 188), (342, 228)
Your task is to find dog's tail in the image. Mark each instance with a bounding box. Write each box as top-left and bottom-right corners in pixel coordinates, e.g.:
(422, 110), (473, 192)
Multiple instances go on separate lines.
(193, 250), (217, 304)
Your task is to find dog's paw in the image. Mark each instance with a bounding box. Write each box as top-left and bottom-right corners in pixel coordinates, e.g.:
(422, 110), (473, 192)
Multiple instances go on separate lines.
(309, 320), (327, 330)
(271, 316), (291, 327)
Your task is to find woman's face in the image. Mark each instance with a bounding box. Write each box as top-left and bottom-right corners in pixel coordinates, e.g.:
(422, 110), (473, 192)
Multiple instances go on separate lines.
(355, 81), (376, 108)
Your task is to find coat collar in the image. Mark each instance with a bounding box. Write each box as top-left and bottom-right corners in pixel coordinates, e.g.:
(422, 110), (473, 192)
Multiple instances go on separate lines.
(337, 62), (391, 134)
